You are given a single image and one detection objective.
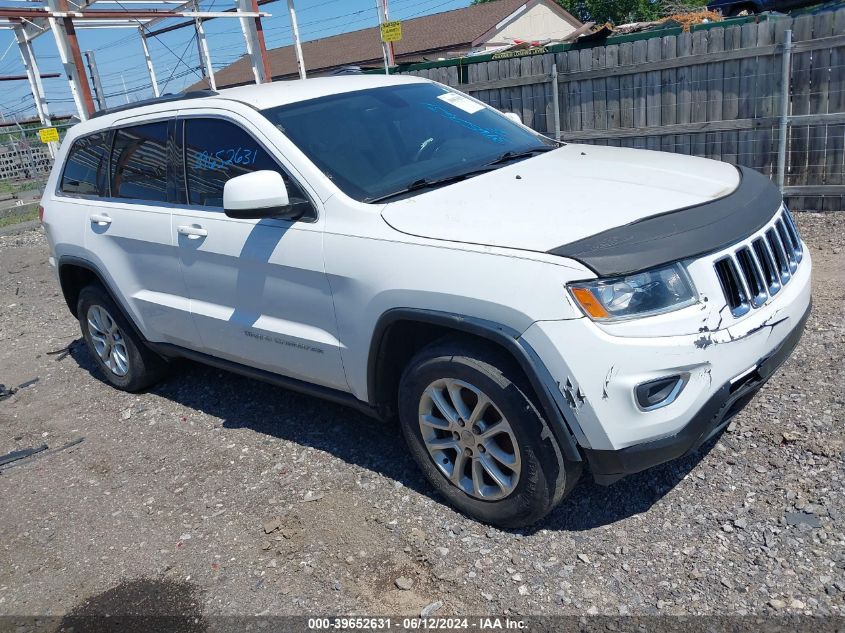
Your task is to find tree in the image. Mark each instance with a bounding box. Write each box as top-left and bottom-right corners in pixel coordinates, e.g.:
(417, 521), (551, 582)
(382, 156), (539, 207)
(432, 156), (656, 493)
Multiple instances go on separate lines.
(471, 0), (706, 26)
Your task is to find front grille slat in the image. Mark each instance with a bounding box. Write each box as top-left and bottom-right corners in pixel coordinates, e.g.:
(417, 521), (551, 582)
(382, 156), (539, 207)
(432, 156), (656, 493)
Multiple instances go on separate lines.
(782, 209), (803, 261)
(776, 219), (799, 273)
(767, 226), (792, 284)
(712, 207), (802, 317)
(714, 257), (750, 317)
(752, 237), (781, 296)
(735, 247), (768, 307)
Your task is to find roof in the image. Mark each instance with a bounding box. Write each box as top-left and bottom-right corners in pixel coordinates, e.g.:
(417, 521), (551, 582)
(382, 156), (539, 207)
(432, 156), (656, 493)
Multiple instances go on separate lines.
(68, 75), (430, 137)
(191, 0), (579, 90)
(216, 74), (428, 109)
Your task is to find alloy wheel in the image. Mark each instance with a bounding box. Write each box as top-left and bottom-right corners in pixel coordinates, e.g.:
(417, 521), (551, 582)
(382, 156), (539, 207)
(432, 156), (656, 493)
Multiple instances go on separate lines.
(86, 304), (129, 377)
(418, 378), (521, 500)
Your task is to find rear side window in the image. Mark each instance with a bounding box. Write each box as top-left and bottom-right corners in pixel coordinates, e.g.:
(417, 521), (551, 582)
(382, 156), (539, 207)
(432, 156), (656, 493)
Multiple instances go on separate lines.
(60, 132), (110, 196)
(182, 118), (309, 209)
(110, 122), (169, 202)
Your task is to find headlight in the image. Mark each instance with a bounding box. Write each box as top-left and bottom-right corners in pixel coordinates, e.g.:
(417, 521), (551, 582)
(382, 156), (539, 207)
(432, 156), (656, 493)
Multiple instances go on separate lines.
(567, 263), (697, 322)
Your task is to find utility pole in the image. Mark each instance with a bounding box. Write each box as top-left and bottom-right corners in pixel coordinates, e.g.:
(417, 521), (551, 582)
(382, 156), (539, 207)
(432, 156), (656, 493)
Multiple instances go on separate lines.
(139, 29), (160, 97)
(237, 0), (273, 83)
(287, 0), (306, 79)
(374, 0), (391, 74)
(193, 0), (216, 90)
(12, 26), (56, 158)
(46, 0), (96, 119)
(383, 0), (395, 68)
(120, 74), (130, 103)
(84, 50), (107, 111)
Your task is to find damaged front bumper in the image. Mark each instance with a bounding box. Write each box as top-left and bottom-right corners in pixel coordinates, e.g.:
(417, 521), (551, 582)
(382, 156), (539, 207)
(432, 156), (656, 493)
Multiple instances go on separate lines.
(520, 247), (812, 484)
(581, 301), (810, 484)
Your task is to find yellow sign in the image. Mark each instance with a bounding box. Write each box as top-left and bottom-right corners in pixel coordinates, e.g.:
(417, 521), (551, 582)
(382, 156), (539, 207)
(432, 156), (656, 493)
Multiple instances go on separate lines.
(380, 20), (402, 43)
(38, 127), (59, 143)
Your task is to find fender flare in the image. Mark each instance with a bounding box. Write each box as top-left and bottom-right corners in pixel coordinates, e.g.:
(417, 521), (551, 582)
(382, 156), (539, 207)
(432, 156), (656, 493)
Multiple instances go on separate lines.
(367, 308), (582, 463)
(57, 255), (147, 343)
(57, 255), (112, 314)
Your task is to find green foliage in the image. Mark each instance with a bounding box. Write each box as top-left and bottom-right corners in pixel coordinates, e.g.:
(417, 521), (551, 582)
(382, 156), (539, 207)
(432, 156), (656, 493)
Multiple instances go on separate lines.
(0, 203), (39, 228)
(556, 0), (662, 24)
(471, 0), (708, 26)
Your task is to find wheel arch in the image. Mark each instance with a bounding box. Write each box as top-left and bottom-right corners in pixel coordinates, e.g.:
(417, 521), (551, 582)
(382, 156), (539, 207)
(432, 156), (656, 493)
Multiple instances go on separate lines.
(57, 256), (111, 318)
(367, 308), (582, 462)
(57, 256), (148, 344)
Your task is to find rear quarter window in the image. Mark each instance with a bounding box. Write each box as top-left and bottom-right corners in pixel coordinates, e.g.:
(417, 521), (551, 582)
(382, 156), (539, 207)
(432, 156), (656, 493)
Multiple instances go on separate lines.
(60, 131), (110, 196)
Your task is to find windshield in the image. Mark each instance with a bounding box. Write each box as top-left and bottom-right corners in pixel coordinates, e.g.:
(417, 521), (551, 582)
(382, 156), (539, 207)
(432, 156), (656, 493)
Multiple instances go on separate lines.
(261, 83), (557, 202)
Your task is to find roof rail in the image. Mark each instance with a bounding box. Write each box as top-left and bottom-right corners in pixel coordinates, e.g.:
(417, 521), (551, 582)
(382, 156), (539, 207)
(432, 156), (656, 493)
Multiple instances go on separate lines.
(89, 89), (218, 119)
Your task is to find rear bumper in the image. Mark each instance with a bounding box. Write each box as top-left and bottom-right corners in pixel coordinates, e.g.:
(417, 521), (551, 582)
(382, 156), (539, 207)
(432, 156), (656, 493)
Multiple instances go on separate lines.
(582, 301), (810, 484)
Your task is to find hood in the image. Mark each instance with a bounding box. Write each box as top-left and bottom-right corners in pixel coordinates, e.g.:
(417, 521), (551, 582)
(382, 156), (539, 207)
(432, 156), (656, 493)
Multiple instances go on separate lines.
(380, 143), (741, 254)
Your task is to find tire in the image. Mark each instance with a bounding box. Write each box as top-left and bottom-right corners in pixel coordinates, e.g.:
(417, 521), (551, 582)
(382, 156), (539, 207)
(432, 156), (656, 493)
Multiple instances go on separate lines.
(398, 338), (581, 528)
(77, 284), (168, 392)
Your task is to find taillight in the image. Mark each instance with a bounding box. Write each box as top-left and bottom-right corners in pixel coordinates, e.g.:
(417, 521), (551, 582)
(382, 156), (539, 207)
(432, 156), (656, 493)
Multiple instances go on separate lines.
(38, 205), (44, 223)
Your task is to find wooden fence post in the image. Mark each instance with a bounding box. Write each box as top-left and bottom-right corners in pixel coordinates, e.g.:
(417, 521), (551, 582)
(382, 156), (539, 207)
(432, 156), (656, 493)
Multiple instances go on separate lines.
(777, 29), (793, 191)
(551, 64), (561, 140)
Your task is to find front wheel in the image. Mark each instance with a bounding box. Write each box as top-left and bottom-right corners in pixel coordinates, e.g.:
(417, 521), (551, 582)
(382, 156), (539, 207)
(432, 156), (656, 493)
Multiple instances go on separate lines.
(398, 339), (580, 528)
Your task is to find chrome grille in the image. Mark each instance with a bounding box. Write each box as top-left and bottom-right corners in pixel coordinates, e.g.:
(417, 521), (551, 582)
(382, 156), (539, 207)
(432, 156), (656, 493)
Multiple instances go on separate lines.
(714, 207), (803, 317)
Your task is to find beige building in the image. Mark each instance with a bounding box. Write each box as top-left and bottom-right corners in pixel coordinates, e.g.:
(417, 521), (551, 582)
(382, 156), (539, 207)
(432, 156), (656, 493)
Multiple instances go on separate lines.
(475, 0), (583, 50)
(191, 0), (581, 89)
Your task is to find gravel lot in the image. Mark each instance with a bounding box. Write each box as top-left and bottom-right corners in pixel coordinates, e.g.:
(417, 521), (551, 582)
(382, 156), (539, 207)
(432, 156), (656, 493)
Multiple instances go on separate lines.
(0, 213), (843, 622)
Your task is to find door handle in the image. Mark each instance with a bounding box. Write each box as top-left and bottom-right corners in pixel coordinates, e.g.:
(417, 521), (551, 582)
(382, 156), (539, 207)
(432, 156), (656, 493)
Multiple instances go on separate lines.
(177, 224), (208, 239)
(90, 213), (111, 226)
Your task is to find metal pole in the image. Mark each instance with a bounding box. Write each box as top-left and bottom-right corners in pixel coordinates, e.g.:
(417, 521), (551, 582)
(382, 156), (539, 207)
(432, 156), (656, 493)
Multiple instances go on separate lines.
(53, 0), (96, 118)
(44, 0), (95, 120)
(382, 0), (395, 67)
(120, 74), (130, 104)
(287, 0), (305, 79)
(193, 0), (215, 90)
(374, 0), (389, 75)
(139, 30), (160, 97)
(84, 50), (107, 111)
(252, 0), (272, 83)
(551, 63), (560, 141)
(237, 0), (272, 83)
(777, 29), (793, 192)
(13, 27), (55, 158)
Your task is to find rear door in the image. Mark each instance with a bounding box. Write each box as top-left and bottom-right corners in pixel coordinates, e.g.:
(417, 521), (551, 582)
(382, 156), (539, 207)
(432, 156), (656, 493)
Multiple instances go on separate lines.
(80, 117), (197, 346)
(170, 112), (347, 391)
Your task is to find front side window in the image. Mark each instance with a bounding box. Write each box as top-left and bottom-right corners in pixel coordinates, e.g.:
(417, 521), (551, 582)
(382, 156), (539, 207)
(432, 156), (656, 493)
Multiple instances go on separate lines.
(182, 117), (309, 210)
(110, 122), (169, 202)
(260, 83), (556, 202)
(60, 132), (110, 196)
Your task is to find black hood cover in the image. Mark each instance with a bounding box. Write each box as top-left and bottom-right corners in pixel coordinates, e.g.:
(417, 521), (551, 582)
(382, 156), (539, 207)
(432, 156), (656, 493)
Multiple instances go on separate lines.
(548, 166), (783, 277)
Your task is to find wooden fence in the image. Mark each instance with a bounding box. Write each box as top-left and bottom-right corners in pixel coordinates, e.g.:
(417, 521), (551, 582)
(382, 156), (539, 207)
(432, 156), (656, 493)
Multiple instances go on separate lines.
(400, 6), (845, 211)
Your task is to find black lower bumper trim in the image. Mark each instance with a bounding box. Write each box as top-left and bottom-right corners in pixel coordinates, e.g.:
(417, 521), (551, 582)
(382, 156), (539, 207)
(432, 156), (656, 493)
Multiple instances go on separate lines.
(584, 301), (811, 485)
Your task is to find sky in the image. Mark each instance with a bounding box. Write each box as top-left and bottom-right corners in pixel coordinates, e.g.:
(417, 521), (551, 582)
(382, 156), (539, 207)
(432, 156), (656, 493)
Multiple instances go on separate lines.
(0, 0), (470, 121)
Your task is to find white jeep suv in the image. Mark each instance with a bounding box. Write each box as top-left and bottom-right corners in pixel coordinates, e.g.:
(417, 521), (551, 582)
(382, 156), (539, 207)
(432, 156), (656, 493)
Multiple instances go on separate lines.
(42, 75), (811, 527)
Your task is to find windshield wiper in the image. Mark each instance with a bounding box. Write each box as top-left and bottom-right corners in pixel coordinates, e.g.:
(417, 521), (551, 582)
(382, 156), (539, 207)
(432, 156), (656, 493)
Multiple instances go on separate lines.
(485, 146), (556, 166)
(365, 167), (498, 203)
(365, 146), (557, 204)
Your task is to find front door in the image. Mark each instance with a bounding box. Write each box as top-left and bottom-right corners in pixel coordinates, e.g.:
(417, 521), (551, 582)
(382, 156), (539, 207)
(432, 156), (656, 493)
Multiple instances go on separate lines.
(171, 114), (347, 391)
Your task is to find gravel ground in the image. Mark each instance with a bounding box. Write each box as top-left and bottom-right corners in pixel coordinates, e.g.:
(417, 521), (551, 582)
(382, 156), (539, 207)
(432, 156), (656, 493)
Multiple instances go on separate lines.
(0, 213), (843, 621)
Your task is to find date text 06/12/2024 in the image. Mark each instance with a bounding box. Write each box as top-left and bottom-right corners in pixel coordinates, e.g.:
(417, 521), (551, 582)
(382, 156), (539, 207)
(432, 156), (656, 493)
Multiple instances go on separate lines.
(307, 617), (527, 630)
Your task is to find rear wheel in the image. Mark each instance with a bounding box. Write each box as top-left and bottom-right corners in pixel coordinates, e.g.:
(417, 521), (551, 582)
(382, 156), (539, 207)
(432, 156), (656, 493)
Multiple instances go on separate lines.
(398, 338), (580, 528)
(77, 284), (167, 392)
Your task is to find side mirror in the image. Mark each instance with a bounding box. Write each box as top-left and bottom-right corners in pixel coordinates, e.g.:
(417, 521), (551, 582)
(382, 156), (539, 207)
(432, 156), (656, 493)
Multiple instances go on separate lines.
(224, 170), (296, 220)
(504, 111), (522, 125)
